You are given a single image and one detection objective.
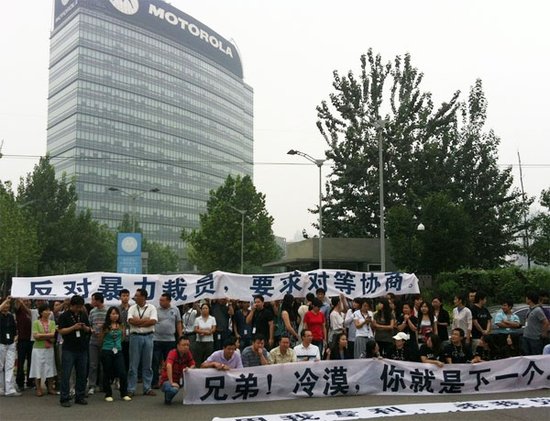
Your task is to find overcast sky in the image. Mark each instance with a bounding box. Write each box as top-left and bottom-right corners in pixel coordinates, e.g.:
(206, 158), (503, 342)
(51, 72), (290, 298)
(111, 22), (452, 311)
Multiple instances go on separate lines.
(1, 0), (549, 241)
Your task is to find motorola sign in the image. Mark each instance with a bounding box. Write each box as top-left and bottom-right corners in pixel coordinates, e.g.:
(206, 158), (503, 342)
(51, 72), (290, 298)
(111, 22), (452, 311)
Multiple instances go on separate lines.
(53, 0), (243, 78)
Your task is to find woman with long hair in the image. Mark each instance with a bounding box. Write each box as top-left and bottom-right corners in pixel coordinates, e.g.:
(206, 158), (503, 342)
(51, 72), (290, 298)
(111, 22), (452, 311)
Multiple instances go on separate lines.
(99, 306), (131, 402)
(372, 298), (396, 357)
(30, 303), (57, 396)
(417, 301), (437, 346)
(431, 296), (450, 343)
(277, 294), (299, 346)
(328, 296), (347, 346)
(327, 332), (352, 360)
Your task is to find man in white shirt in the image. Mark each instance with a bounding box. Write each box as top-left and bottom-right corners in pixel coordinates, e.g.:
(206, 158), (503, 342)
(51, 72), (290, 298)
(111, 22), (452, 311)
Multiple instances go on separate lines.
(451, 294), (472, 344)
(293, 329), (321, 362)
(127, 288), (158, 396)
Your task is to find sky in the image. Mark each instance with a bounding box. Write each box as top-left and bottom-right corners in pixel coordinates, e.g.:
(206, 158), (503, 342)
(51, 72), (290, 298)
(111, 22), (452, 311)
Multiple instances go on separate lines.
(1, 0), (549, 242)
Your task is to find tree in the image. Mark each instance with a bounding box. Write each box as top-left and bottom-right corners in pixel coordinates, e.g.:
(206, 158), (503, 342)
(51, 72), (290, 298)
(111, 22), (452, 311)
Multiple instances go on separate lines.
(387, 194), (473, 274)
(317, 50), (528, 273)
(316, 49), (460, 237)
(144, 241), (179, 274)
(16, 157), (115, 274)
(183, 175), (280, 273)
(528, 188), (550, 266)
(0, 182), (39, 284)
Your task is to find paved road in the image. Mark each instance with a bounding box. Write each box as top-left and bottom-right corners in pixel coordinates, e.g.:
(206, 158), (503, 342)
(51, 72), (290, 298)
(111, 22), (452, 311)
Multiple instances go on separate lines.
(1, 386), (548, 421)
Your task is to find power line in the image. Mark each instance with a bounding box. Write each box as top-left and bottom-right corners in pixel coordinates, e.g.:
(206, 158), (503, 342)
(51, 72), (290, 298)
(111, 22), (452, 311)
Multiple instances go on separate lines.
(1, 153), (549, 168)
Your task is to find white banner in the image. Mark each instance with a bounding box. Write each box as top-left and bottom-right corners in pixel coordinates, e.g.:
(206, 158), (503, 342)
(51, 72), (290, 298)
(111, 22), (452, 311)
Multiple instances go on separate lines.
(213, 397), (550, 420)
(10, 270), (419, 306)
(183, 356), (550, 405)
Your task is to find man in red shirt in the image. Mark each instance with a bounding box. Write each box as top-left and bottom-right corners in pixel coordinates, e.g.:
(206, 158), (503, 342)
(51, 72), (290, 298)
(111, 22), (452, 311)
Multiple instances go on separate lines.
(160, 335), (195, 405)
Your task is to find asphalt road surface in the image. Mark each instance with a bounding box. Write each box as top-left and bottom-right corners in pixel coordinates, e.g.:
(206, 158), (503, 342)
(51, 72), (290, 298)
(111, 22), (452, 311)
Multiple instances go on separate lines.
(1, 386), (549, 421)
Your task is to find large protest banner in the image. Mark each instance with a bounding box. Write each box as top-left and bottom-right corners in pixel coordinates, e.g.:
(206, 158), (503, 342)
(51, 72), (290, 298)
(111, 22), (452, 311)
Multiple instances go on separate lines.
(183, 356), (550, 405)
(11, 270), (419, 305)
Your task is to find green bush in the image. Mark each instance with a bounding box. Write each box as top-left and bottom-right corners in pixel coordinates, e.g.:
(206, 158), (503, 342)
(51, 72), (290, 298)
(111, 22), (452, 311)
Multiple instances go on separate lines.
(433, 267), (550, 305)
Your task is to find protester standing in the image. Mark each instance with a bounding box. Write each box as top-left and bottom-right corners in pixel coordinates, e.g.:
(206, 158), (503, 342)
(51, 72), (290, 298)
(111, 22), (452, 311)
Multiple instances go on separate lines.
(57, 295), (92, 407)
(127, 288), (158, 396)
(30, 303), (57, 396)
(99, 307), (131, 402)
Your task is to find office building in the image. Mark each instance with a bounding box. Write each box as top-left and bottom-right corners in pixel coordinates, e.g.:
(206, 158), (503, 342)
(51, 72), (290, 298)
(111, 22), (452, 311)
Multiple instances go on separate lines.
(47, 0), (253, 268)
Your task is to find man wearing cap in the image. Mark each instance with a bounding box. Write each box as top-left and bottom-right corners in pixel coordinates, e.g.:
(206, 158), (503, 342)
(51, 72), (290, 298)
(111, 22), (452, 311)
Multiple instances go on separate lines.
(127, 288), (158, 396)
(387, 332), (418, 362)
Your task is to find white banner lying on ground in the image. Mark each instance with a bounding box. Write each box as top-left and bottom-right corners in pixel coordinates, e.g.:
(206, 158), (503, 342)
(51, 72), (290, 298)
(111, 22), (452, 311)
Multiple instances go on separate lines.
(212, 397), (550, 421)
(183, 356), (550, 405)
(11, 270), (419, 305)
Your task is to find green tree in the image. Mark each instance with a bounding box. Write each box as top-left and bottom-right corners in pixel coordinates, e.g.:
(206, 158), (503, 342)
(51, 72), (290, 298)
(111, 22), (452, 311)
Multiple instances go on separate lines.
(446, 81), (528, 268)
(16, 157), (115, 274)
(183, 175), (280, 273)
(387, 194), (473, 274)
(0, 182), (39, 281)
(317, 50), (528, 271)
(316, 49), (460, 237)
(144, 241), (179, 274)
(529, 188), (550, 266)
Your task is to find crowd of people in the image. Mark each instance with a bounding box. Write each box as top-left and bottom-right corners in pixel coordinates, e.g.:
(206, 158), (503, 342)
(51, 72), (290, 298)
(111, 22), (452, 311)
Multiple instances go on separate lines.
(0, 287), (549, 407)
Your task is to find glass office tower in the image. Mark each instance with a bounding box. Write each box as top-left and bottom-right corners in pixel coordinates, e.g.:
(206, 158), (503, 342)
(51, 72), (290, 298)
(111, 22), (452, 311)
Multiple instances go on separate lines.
(47, 0), (253, 268)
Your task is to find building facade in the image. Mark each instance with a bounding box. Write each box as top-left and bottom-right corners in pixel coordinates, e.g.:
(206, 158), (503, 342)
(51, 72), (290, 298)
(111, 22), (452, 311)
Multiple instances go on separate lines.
(47, 0), (253, 268)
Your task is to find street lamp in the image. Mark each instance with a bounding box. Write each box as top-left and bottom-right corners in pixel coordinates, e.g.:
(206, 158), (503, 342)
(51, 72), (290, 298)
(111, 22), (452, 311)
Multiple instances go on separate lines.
(373, 119), (388, 272)
(228, 204), (246, 274)
(287, 149), (325, 269)
(107, 187), (160, 232)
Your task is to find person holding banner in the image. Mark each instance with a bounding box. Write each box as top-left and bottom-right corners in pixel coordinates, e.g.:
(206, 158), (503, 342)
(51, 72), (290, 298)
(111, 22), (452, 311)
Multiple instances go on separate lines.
(419, 333), (445, 368)
(241, 334), (271, 367)
(443, 328), (473, 364)
(293, 329), (321, 362)
(326, 332), (352, 360)
(246, 295), (275, 350)
(201, 337), (243, 370)
(269, 334), (297, 364)
(387, 332), (418, 362)
(160, 335), (195, 405)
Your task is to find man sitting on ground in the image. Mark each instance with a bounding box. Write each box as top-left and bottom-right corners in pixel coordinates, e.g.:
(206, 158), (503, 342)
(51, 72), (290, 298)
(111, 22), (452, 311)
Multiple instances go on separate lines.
(241, 334), (271, 367)
(201, 337), (243, 370)
(293, 329), (321, 362)
(269, 334), (297, 364)
(160, 335), (195, 405)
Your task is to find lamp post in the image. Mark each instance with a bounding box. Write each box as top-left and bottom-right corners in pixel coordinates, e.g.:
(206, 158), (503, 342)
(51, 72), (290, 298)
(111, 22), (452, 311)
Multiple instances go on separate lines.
(228, 205), (246, 274)
(287, 149), (325, 269)
(107, 187), (160, 232)
(373, 119), (388, 272)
